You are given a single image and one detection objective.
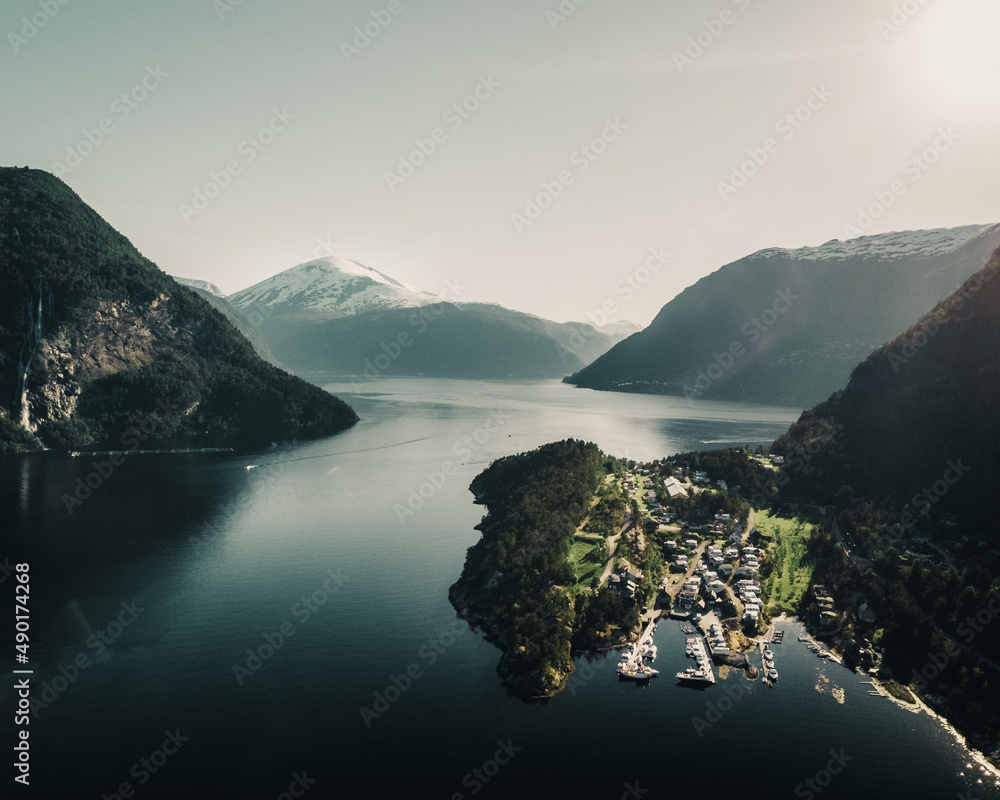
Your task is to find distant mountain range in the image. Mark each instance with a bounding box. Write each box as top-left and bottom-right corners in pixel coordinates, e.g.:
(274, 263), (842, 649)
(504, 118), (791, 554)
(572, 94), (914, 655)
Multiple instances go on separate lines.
(195, 257), (640, 380)
(0, 167), (357, 453)
(566, 224), (1000, 408)
(773, 245), (1000, 529)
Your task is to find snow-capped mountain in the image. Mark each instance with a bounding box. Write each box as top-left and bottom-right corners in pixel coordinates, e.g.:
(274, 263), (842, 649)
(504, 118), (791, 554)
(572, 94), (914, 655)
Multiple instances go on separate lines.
(183, 254), (627, 380)
(749, 223), (998, 264)
(228, 257), (440, 317)
(568, 223), (1000, 407)
(173, 276), (227, 298)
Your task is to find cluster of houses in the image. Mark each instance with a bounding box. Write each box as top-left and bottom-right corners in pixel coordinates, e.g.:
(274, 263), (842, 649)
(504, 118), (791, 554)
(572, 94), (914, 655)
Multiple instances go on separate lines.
(666, 536), (699, 571)
(706, 621), (730, 658)
(671, 576), (701, 617)
(736, 579), (763, 622)
(813, 584), (837, 623)
(609, 566), (643, 599)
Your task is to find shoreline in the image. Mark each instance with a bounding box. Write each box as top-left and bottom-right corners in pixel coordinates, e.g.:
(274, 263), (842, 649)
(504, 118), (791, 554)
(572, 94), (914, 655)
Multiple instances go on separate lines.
(870, 675), (1000, 782)
(787, 612), (1000, 782)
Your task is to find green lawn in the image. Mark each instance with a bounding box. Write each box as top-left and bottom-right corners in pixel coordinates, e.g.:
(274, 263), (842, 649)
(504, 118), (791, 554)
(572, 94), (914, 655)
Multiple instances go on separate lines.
(755, 508), (818, 612)
(568, 536), (603, 589)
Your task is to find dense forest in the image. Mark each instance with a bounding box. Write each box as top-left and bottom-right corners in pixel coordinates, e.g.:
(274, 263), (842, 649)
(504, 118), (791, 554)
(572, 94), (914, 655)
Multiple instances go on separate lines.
(805, 490), (1000, 752)
(449, 439), (641, 698)
(0, 167), (357, 453)
(772, 248), (1000, 531)
(765, 251), (1000, 754)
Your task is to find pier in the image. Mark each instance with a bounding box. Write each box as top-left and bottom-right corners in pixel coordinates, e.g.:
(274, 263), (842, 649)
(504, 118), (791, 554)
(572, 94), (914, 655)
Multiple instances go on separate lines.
(616, 616), (660, 680)
(68, 447), (234, 457)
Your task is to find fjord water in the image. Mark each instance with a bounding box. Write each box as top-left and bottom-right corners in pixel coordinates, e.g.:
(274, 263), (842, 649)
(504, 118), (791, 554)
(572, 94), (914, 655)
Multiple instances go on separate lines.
(4, 378), (997, 798)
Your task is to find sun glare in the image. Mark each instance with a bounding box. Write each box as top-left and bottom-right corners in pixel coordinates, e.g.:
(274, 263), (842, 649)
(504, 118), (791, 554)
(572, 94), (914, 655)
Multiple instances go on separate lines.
(922, 0), (1000, 107)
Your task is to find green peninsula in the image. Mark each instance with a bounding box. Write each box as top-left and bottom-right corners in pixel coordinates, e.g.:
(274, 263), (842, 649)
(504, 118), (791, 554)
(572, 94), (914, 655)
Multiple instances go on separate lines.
(449, 439), (653, 698)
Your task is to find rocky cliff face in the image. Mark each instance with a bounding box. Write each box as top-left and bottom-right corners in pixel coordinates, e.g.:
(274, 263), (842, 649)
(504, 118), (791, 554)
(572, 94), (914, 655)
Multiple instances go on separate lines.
(0, 166), (357, 452)
(23, 296), (168, 429)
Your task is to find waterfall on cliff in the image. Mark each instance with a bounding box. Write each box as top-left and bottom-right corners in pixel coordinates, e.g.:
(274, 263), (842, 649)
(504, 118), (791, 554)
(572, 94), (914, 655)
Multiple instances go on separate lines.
(17, 288), (45, 431)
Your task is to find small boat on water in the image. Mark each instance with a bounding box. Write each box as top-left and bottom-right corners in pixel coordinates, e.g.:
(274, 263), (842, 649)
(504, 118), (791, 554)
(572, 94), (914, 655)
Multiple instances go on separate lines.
(618, 662), (656, 681)
(768, 668), (778, 681)
(676, 667), (713, 686)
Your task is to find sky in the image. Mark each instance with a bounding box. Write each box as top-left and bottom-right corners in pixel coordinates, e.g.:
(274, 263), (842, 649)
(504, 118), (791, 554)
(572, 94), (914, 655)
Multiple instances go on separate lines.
(3, 0), (999, 326)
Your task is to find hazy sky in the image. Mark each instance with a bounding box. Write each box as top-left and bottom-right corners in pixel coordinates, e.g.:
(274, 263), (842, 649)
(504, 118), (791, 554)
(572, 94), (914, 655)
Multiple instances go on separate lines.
(4, 0), (999, 325)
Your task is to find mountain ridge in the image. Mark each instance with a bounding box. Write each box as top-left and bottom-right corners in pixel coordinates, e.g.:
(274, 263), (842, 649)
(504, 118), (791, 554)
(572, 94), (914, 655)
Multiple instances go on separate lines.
(773, 245), (1000, 527)
(566, 223), (1000, 407)
(221, 256), (632, 380)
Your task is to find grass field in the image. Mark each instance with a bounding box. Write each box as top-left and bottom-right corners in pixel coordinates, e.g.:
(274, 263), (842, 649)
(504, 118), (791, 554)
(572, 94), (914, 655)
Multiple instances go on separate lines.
(568, 536), (603, 589)
(755, 508), (818, 612)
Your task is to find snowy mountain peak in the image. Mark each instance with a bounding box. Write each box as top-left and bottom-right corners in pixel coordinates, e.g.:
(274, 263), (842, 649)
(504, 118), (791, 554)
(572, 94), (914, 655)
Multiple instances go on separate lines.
(749, 223), (999, 263)
(229, 256), (441, 315)
(173, 276), (227, 298)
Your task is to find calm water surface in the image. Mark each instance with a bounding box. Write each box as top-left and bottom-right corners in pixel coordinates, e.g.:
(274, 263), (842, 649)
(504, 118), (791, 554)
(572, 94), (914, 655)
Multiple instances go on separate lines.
(3, 378), (997, 798)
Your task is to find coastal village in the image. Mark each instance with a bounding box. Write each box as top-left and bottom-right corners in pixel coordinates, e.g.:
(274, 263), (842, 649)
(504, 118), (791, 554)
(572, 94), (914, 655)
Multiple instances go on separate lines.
(580, 457), (880, 688)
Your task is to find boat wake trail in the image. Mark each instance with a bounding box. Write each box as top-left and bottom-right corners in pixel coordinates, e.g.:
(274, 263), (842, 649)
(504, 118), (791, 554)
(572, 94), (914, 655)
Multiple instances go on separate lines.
(245, 436), (431, 470)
